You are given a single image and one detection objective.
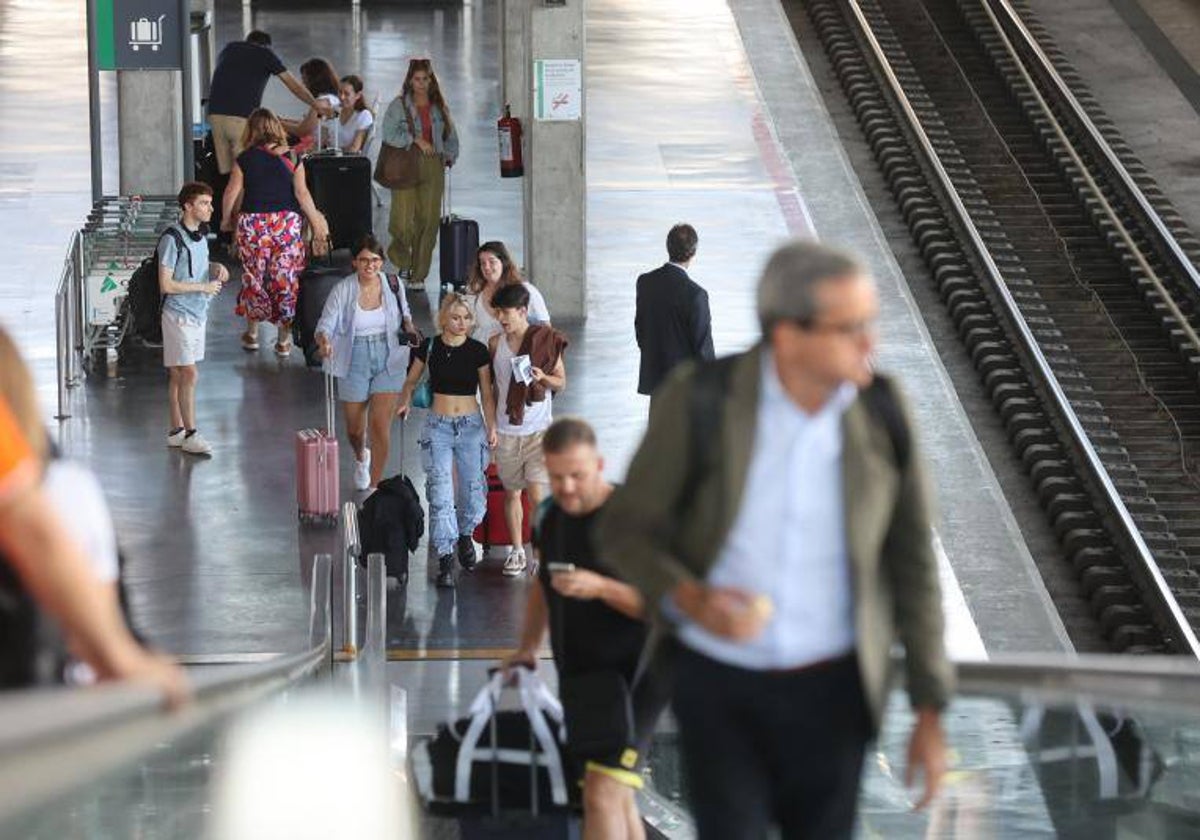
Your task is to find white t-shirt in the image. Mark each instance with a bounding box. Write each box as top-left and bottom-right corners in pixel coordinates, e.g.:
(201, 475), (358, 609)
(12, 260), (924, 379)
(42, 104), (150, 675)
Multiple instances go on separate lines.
(42, 460), (119, 585)
(468, 282), (551, 344)
(492, 330), (553, 436)
(338, 108), (374, 151)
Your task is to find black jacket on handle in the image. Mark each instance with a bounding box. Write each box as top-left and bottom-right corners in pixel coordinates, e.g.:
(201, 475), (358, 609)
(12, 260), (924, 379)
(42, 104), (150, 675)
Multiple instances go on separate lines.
(634, 263), (715, 396)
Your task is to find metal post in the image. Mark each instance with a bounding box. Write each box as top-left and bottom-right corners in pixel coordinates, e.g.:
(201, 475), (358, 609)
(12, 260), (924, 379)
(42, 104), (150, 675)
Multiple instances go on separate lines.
(342, 501), (360, 656)
(364, 553), (386, 659)
(55, 290), (70, 420)
(180, 0), (194, 181)
(86, 0), (103, 202)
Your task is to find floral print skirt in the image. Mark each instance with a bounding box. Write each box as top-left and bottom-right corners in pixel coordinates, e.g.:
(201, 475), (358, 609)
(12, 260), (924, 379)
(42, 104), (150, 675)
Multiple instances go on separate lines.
(235, 211), (306, 324)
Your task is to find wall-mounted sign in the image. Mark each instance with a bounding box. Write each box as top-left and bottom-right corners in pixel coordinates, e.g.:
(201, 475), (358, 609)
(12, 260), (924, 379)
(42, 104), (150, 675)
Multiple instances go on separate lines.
(93, 0), (182, 70)
(533, 59), (581, 121)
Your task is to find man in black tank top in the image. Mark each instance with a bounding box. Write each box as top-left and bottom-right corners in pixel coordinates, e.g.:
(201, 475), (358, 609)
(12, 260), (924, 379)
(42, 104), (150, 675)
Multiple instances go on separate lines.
(503, 418), (667, 840)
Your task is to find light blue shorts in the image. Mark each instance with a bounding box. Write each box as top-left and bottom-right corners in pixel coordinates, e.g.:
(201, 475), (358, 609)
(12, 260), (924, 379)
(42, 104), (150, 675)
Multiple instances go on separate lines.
(339, 334), (405, 403)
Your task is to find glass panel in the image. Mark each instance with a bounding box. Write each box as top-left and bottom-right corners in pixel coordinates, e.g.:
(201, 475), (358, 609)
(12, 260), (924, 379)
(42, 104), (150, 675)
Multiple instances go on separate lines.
(644, 689), (1200, 837)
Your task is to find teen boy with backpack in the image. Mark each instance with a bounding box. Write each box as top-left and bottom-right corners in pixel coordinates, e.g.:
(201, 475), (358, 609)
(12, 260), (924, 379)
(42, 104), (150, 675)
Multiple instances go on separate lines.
(160, 182), (229, 456)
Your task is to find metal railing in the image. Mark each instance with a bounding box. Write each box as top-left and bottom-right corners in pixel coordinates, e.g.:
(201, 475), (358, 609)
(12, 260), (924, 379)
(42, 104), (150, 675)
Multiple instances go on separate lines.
(343, 500), (361, 656)
(0, 552), (332, 825)
(53, 232), (83, 420)
(844, 0), (1200, 657)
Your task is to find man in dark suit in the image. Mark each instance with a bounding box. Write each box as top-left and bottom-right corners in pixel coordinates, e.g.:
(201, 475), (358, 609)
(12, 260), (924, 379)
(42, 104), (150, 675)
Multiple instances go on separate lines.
(601, 240), (952, 838)
(635, 224), (715, 399)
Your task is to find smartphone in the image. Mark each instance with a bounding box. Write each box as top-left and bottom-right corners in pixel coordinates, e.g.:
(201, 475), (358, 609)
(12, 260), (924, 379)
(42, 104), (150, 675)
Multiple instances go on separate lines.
(546, 562), (576, 574)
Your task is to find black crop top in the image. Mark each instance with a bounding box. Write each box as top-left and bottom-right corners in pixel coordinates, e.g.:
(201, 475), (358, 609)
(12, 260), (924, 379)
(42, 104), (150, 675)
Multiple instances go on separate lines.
(415, 336), (492, 396)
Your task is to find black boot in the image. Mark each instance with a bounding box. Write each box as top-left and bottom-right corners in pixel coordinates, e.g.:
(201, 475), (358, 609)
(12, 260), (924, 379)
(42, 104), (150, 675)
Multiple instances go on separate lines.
(457, 535), (479, 571)
(436, 554), (456, 589)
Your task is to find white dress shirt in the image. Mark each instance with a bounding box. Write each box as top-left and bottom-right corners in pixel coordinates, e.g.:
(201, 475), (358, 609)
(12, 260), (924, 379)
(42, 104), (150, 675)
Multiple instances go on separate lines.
(675, 355), (859, 669)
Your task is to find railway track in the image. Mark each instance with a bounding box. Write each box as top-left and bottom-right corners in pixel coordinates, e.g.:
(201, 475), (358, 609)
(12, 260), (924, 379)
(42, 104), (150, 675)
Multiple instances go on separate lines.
(804, 0), (1200, 653)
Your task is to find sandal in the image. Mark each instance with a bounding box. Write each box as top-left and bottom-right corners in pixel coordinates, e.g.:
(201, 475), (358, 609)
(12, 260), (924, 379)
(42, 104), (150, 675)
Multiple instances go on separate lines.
(240, 332), (259, 352)
(274, 340), (293, 357)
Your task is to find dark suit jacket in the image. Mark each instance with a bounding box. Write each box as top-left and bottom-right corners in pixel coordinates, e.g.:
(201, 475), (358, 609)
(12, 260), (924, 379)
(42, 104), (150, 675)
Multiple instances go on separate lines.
(598, 346), (953, 730)
(634, 264), (714, 396)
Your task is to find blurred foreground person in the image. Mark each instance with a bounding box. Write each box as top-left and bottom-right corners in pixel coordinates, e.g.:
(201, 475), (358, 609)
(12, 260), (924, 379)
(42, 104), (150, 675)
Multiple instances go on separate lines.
(0, 329), (188, 706)
(600, 240), (953, 838)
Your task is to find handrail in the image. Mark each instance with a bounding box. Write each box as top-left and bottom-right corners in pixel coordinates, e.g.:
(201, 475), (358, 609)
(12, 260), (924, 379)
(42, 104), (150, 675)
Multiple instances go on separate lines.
(0, 552), (332, 825)
(956, 653), (1200, 713)
(54, 230), (82, 420)
(844, 0), (1200, 657)
(342, 501), (360, 655)
(987, 0), (1200, 313)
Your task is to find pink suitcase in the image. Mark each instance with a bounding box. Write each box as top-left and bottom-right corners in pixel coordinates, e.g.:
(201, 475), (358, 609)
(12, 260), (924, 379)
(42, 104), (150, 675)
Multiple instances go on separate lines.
(296, 373), (339, 525)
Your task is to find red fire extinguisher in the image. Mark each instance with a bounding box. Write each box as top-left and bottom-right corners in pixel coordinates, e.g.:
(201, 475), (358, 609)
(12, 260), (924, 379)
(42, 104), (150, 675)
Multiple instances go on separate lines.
(498, 104), (524, 178)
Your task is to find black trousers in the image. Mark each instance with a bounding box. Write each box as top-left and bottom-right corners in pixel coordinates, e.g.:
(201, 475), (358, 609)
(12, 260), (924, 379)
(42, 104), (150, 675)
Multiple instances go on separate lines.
(671, 647), (873, 840)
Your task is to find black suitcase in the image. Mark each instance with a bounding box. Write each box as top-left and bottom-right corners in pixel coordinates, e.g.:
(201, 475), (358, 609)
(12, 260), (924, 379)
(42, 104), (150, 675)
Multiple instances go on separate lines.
(294, 257), (350, 367)
(439, 173), (479, 290)
(304, 153), (373, 252)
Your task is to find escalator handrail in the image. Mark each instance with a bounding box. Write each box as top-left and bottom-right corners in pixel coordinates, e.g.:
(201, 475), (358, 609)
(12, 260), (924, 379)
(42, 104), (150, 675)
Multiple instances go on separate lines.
(0, 552), (331, 758)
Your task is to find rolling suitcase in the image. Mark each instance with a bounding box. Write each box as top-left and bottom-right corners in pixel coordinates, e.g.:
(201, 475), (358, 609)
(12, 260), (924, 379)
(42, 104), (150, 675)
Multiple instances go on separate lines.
(294, 254), (351, 367)
(439, 172), (479, 292)
(474, 464), (532, 552)
(296, 373), (339, 525)
(304, 151), (373, 252)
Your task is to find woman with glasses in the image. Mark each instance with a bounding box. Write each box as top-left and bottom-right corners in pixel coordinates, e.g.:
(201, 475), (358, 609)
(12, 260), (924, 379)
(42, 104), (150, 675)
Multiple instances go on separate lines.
(380, 58), (460, 291)
(314, 235), (418, 491)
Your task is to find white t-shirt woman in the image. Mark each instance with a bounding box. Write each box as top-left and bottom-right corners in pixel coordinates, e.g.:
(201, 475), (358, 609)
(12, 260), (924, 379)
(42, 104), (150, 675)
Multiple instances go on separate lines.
(338, 109), (374, 152)
(468, 282), (551, 344)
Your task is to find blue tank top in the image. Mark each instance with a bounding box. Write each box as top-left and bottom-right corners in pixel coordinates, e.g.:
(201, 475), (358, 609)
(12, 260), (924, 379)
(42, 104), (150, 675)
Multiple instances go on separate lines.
(237, 146), (302, 215)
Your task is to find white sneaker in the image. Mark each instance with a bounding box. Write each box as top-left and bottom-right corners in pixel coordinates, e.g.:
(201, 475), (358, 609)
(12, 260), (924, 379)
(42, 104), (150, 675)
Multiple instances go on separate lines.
(166, 429), (187, 448)
(181, 431), (212, 456)
(354, 450), (372, 491)
(502, 548), (527, 577)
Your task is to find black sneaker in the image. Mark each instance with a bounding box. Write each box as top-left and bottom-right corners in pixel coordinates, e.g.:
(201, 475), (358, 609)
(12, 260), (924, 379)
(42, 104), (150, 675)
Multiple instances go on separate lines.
(436, 554), (456, 589)
(457, 535), (479, 571)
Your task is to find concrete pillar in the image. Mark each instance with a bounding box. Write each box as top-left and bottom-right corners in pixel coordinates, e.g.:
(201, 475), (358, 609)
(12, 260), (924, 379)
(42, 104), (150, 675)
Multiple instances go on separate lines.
(118, 71), (185, 195)
(517, 0), (587, 321)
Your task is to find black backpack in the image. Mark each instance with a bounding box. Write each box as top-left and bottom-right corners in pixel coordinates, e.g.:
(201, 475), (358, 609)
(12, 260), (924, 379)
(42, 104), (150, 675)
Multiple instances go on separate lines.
(357, 473), (425, 580)
(125, 227), (192, 347)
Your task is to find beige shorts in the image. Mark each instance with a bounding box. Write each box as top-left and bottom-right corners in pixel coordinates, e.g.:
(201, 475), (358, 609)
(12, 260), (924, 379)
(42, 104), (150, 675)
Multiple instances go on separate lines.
(209, 114), (247, 174)
(495, 431), (548, 491)
(162, 312), (206, 367)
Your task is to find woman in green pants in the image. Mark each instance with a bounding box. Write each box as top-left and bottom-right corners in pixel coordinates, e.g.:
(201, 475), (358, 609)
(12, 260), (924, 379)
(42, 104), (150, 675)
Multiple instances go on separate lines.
(381, 58), (460, 291)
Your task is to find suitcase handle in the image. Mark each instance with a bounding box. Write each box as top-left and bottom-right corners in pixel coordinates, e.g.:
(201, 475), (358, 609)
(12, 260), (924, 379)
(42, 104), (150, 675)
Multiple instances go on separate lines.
(325, 372), (336, 436)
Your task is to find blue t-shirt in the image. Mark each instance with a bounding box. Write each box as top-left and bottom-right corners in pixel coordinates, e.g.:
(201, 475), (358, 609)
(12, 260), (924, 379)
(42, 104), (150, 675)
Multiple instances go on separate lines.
(207, 41), (287, 119)
(158, 224), (211, 324)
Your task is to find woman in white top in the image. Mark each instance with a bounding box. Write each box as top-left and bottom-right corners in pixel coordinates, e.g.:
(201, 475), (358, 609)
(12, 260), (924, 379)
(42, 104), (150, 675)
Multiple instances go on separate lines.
(464, 240), (550, 344)
(338, 75), (375, 153)
(315, 235), (417, 491)
(283, 58), (342, 152)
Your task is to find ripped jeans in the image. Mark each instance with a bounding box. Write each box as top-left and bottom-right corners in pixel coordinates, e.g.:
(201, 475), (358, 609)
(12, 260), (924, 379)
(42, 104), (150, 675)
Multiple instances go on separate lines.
(418, 412), (489, 557)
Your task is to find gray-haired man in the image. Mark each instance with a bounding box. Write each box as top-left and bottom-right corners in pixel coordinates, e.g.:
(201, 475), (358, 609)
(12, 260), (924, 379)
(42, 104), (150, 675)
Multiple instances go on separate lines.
(599, 239), (953, 838)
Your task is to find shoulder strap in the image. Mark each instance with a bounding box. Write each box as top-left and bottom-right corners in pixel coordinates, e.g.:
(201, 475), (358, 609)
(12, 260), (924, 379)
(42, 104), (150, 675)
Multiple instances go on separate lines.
(385, 273), (406, 317)
(678, 355), (738, 515)
(159, 227), (193, 279)
(860, 375), (910, 470)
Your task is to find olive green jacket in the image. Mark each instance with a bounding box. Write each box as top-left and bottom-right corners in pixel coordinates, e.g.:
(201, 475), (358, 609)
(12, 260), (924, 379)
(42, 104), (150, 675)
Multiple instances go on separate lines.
(598, 345), (954, 729)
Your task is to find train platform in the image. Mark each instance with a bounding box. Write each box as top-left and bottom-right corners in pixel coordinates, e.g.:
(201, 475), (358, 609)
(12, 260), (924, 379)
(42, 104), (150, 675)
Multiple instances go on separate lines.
(25, 0), (1200, 834)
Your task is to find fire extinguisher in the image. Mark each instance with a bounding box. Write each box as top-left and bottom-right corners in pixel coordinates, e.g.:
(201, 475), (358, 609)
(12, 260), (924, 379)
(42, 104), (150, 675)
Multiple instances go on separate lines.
(498, 104), (524, 178)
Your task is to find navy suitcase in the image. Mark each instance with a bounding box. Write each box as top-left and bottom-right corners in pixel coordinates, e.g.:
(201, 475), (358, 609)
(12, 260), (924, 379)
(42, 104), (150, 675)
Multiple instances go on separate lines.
(294, 256), (351, 367)
(304, 153), (373, 251)
(439, 173), (479, 291)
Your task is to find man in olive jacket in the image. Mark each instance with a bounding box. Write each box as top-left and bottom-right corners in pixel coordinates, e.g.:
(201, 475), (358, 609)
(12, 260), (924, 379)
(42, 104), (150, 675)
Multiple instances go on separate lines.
(599, 240), (953, 838)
